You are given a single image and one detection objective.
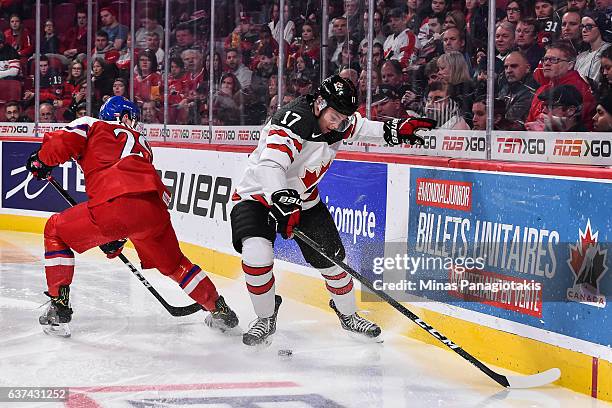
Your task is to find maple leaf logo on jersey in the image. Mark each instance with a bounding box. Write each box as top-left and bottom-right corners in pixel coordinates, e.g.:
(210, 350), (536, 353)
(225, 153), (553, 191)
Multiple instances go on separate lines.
(566, 220), (608, 308)
(301, 160), (332, 196)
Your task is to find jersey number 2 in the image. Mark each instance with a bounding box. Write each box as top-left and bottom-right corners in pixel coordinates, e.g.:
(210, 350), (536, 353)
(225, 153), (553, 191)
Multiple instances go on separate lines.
(114, 129), (152, 160)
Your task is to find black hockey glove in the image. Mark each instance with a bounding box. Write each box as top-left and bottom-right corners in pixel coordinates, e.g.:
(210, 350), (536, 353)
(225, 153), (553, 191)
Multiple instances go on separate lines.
(25, 151), (55, 180)
(100, 238), (127, 259)
(268, 189), (302, 239)
(383, 117), (436, 146)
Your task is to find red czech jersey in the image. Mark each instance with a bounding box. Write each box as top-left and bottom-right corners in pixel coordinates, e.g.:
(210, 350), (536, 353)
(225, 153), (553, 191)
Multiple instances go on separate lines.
(38, 117), (169, 207)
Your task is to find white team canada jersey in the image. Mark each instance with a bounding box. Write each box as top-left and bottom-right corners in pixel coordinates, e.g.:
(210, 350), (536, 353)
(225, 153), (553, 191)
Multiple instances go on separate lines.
(233, 96), (385, 210)
(383, 29), (419, 67)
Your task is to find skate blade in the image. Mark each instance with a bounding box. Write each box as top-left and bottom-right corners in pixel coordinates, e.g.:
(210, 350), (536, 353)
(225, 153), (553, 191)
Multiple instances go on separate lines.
(42, 323), (71, 338)
(204, 316), (241, 336)
(345, 331), (384, 344)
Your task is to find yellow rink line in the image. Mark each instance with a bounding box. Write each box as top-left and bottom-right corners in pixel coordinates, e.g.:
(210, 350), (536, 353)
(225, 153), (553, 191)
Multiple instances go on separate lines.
(2, 213), (609, 401)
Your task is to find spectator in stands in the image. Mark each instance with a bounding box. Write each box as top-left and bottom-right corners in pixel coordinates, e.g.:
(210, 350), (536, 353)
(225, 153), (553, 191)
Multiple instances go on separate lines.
(534, 0), (561, 39)
(135, 10), (164, 50)
(179, 48), (206, 121)
(424, 80), (470, 129)
(344, 0), (364, 41)
(526, 41), (596, 128)
(416, 15), (444, 63)
(526, 84), (587, 131)
(561, 11), (585, 52)
(328, 17), (348, 70)
(41, 20), (60, 56)
(471, 96), (486, 129)
(564, 0), (589, 14)
(225, 48), (252, 89)
(214, 72), (241, 123)
(39, 102), (56, 123)
(360, 10), (385, 48)
(112, 78), (128, 97)
(251, 25), (279, 69)
(593, 94), (612, 131)
(141, 100), (160, 123)
(0, 31), (20, 79)
(406, 0), (422, 31)
(505, 1), (525, 25)
(62, 10), (88, 60)
(292, 74), (314, 96)
(251, 46), (277, 95)
(4, 14), (33, 58)
(358, 68), (380, 103)
(496, 21), (517, 66)
(165, 57), (187, 107)
(4, 101), (29, 122)
(269, 93), (295, 117)
(380, 59), (404, 89)
(100, 6), (129, 50)
(498, 50), (539, 124)
(268, 2), (295, 44)
(168, 24), (199, 60)
(465, 0), (488, 43)
(597, 46), (612, 98)
(444, 10), (467, 33)
(134, 50), (161, 103)
(205, 51), (223, 90)
(92, 30), (115, 61)
(268, 73), (287, 102)
(515, 19), (545, 70)
(91, 57), (115, 114)
(62, 100), (86, 122)
(292, 22), (320, 62)
(339, 67), (359, 87)
(115, 33), (132, 72)
(335, 40), (360, 73)
(24, 56), (65, 107)
(383, 8), (418, 67)
(575, 11), (611, 83)
(437, 51), (475, 124)
(371, 84), (405, 120)
(225, 13), (258, 67)
(145, 33), (165, 70)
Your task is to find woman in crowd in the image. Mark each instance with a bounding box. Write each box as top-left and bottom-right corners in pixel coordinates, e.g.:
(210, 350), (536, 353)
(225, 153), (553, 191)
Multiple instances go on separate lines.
(133, 49), (162, 103)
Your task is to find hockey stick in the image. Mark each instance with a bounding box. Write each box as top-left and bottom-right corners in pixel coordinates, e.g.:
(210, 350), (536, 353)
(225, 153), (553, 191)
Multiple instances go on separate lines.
(292, 228), (561, 389)
(46, 176), (202, 317)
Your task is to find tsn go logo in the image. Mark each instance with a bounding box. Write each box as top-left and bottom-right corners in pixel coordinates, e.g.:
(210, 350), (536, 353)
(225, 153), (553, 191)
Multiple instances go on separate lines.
(497, 137), (546, 155)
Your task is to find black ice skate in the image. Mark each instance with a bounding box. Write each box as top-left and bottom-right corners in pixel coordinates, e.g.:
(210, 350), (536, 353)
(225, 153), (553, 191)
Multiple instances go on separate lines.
(39, 285), (73, 338)
(242, 295), (283, 346)
(204, 296), (239, 332)
(330, 299), (381, 339)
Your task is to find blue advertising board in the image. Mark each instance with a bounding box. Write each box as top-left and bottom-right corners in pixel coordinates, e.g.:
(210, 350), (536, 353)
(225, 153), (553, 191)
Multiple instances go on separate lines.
(406, 167), (611, 346)
(275, 160), (387, 278)
(2, 141), (88, 212)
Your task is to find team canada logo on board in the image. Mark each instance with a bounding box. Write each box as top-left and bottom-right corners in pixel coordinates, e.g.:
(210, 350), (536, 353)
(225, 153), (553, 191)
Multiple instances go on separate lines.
(566, 220), (608, 308)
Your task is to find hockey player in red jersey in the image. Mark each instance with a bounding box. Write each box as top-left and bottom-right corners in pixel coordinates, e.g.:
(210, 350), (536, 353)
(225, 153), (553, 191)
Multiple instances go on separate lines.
(27, 96), (238, 337)
(231, 75), (436, 346)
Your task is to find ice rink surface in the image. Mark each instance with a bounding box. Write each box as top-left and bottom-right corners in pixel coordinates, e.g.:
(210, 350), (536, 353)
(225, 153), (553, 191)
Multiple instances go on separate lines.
(0, 230), (608, 408)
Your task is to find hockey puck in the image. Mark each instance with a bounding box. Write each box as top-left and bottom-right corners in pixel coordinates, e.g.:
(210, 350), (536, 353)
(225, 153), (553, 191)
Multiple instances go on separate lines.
(278, 349), (293, 357)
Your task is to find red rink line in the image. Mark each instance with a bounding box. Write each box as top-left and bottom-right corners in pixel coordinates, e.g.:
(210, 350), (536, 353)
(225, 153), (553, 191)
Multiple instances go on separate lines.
(69, 381), (298, 393)
(66, 381), (299, 408)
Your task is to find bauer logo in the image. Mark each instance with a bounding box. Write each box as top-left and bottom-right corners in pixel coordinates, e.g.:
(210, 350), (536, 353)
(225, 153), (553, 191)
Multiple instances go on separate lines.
(566, 220), (608, 308)
(415, 178), (472, 212)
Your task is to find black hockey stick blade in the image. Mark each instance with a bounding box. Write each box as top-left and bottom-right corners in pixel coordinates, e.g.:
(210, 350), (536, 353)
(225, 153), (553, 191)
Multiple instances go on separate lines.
(292, 228), (561, 389)
(46, 176), (202, 317)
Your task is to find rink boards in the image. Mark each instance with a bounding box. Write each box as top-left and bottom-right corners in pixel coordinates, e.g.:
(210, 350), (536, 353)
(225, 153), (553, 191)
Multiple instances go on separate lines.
(0, 138), (610, 401)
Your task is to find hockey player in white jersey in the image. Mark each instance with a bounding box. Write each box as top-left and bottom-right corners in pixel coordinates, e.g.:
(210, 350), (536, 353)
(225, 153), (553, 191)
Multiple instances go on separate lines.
(230, 74), (436, 346)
